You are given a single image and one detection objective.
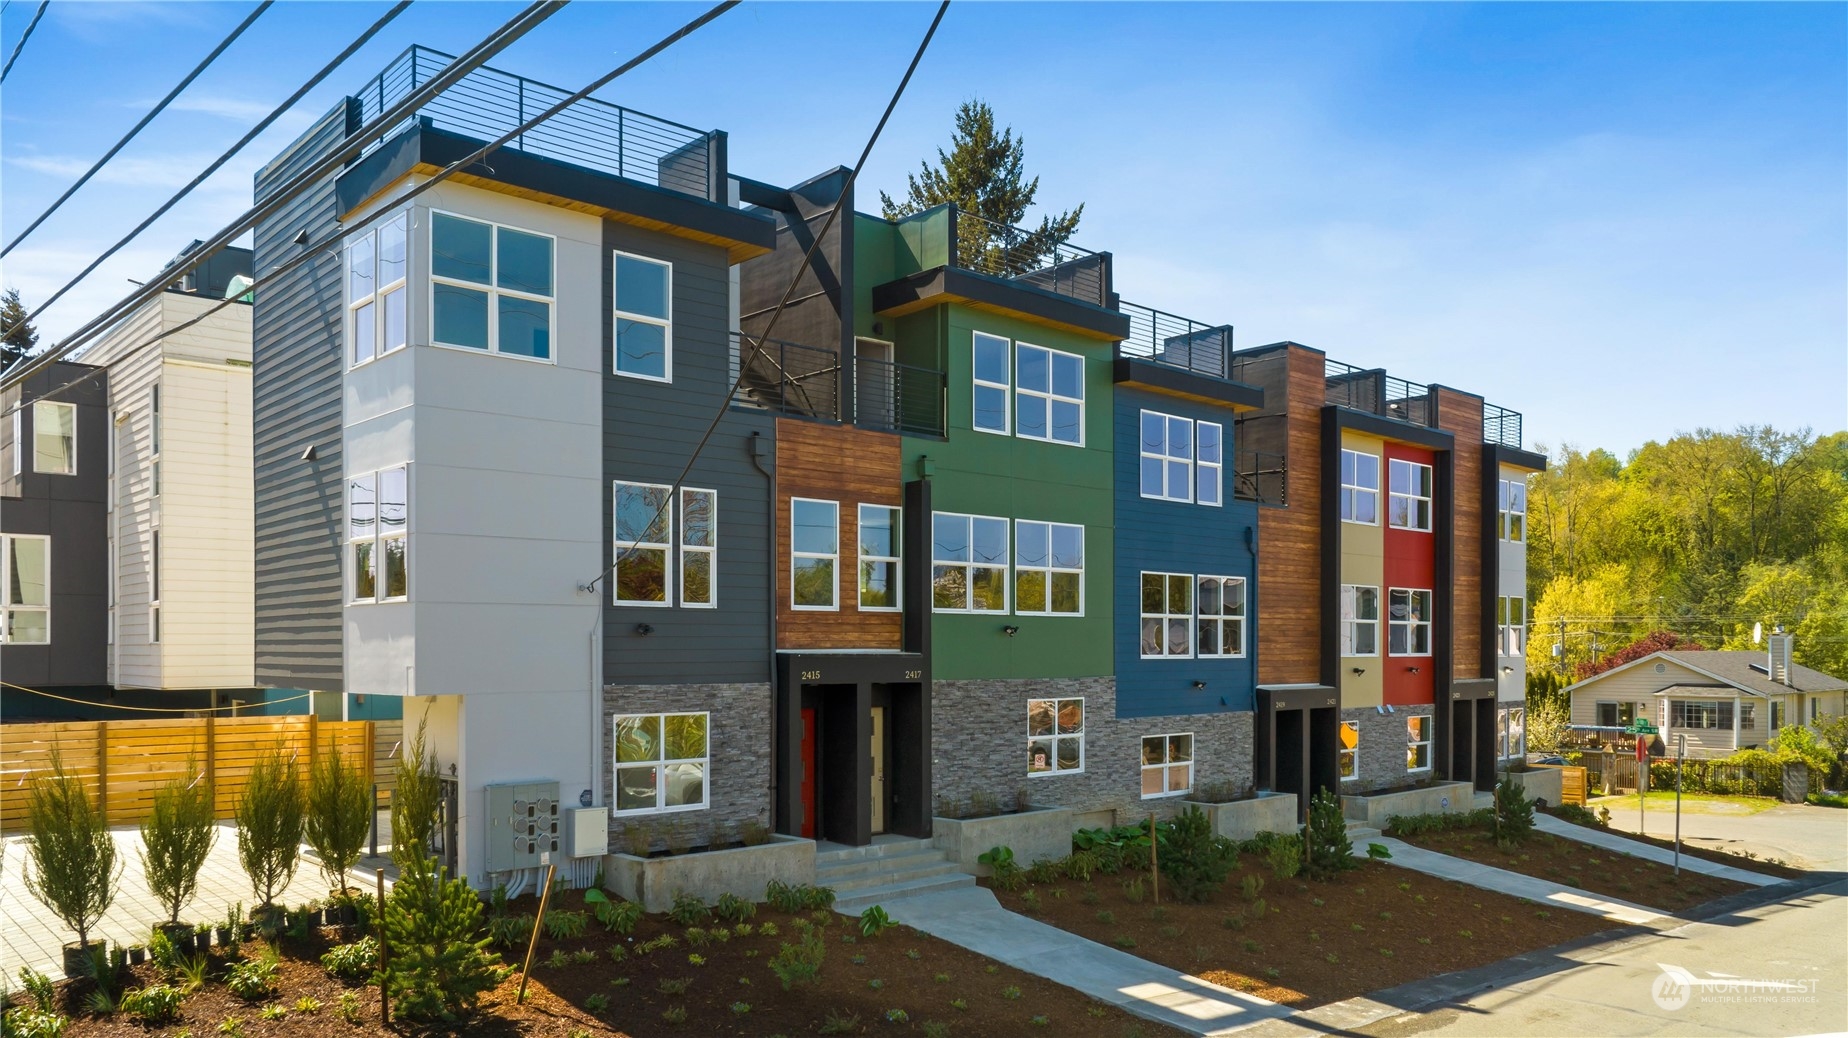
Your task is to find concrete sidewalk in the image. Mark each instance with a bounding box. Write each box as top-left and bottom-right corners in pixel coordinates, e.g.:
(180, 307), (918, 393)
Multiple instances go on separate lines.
(1368, 837), (1674, 926)
(874, 885), (1292, 1036)
(1534, 813), (1780, 886)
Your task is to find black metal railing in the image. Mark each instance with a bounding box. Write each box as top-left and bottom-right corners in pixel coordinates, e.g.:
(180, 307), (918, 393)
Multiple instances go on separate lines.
(353, 45), (722, 202)
(1483, 403), (1523, 449)
(952, 208), (1108, 307)
(734, 336), (841, 423)
(855, 355), (946, 437)
(1234, 449), (1287, 506)
(1325, 359), (1434, 428)
(1117, 301), (1235, 379)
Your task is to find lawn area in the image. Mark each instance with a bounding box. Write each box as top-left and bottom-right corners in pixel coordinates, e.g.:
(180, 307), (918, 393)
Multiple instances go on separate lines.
(982, 855), (1611, 1008)
(1589, 791), (1779, 815)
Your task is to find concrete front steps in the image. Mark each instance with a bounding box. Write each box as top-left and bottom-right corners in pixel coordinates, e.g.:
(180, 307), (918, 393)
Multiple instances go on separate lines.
(818, 837), (975, 914)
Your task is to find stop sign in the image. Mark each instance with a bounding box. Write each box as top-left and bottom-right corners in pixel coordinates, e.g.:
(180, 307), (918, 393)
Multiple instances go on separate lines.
(1635, 736), (1648, 763)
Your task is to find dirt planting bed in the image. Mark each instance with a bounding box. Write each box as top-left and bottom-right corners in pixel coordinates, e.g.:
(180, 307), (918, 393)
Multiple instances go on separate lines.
(1391, 824), (1751, 910)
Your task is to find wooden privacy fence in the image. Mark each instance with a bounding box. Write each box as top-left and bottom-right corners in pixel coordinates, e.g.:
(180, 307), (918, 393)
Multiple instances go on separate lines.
(0, 716), (375, 832)
(1558, 765), (1588, 806)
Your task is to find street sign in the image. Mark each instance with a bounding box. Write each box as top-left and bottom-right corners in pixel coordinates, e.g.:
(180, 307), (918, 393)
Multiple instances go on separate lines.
(1627, 719), (1659, 735)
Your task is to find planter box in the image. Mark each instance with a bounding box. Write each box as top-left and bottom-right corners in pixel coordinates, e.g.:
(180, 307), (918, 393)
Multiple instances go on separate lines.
(1341, 781), (1475, 828)
(933, 806), (1075, 874)
(601, 835), (815, 914)
(1507, 766), (1564, 807)
(1182, 792), (1299, 841)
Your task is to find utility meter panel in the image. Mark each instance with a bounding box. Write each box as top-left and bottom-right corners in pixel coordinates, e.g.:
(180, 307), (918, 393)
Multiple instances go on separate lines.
(485, 781), (560, 873)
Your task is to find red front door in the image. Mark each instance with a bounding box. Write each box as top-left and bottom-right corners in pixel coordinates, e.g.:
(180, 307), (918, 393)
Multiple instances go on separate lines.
(800, 708), (817, 839)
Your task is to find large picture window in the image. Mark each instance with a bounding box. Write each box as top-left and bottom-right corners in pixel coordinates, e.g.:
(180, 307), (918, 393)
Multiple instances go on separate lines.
(614, 481), (671, 605)
(1669, 699), (1732, 730)
(33, 401), (76, 475)
(347, 213), (408, 367)
(1595, 701), (1638, 728)
(348, 466), (409, 602)
(1387, 588), (1433, 656)
(1141, 733), (1193, 798)
(1341, 584), (1379, 656)
(1339, 449), (1379, 524)
(431, 211), (554, 360)
(931, 512), (1008, 612)
(613, 712), (708, 815)
(1, 534), (50, 644)
(1028, 698), (1084, 776)
(858, 505), (900, 610)
(1388, 459), (1433, 531)
(1499, 478), (1527, 542)
(1196, 575), (1246, 657)
(1140, 572), (1192, 658)
(1015, 343), (1084, 445)
(1014, 520), (1082, 615)
(614, 251), (672, 380)
(791, 498), (839, 610)
(1406, 715), (1432, 771)
(680, 489), (716, 608)
(972, 332), (1010, 434)
(1338, 720), (1359, 781)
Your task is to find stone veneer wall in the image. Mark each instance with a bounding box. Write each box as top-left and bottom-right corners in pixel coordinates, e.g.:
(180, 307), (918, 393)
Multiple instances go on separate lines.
(932, 677), (1253, 824)
(603, 682), (773, 853)
(1339, 704), (1435, 794)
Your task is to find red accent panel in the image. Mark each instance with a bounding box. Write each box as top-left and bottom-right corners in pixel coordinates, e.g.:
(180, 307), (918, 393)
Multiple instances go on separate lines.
(1383, 442), (1437, 707)
(800, 708), (817, 839)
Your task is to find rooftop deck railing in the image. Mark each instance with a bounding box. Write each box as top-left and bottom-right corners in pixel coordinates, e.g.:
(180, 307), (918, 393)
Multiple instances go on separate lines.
(1325, 358), (1434, 428)
(1483, 403), (1524, 450)
(733, 335), (946, 436)
(1116, 301), (1236, 380)
(951, 207), (1108, 307)
(856, 355), (947, 438)
(353, 45), (723, 202)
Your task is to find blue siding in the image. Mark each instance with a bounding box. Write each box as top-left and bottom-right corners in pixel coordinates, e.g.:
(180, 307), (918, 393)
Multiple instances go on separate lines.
(1112, 387), (1259, 718)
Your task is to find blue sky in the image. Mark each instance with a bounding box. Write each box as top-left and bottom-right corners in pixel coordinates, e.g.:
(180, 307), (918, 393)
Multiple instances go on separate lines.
(2, 1), (1842, 454)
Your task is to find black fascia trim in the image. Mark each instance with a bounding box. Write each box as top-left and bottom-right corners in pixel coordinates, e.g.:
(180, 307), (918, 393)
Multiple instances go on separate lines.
(1319, 407), (1342, 691)
(1481, 450), (1502, 678)
(1449, 677), (1496, 701)
(1486, 442), (1548, 473)
(870, 266), (1131, 341)
(1257, 684), (1339, 713)
(734, 175), (793, 211)
(334, 124), (777, 253)
(1330, 406), (1455, 451)
(777, 651), (926, 686)
(1111, 357), (1265, 410)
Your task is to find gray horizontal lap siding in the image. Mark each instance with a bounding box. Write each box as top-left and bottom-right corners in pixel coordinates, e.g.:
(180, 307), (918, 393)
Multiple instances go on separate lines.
(604, 222), (771, 686)
(251, 100), (356, 692)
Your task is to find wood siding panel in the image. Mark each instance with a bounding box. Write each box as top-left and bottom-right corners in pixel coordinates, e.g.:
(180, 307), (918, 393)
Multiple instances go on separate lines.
(774, 418), (903, 650)
(1437, 391), (1484, 680)
(1256, 347), (1326, 685)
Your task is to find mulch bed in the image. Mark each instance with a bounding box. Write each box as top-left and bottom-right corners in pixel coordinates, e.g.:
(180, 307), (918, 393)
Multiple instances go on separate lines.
(1541, 809), (1810, 880)
(983, 855), (1612, 1008)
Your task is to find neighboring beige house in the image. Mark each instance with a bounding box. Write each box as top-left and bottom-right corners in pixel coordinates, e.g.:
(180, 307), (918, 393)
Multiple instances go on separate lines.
(1564, 636), (1848, 759)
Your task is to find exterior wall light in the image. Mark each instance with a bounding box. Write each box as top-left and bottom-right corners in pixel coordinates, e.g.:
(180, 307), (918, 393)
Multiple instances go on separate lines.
(1002, 625), (1020, 637)
(1191, 680), (1207, 690)
(1351, 666), (1366, 676)
(634, 623), (654, 636)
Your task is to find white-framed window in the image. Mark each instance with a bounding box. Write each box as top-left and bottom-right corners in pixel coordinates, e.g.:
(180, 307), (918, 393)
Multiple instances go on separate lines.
(613, 480), (672, 605)
(32, 400), (76, 475)
(1141, 733), (1193, 798)
(858, 504), (901, 611)
(1, 534), (50, 644)
(148, 528), (161, 643)
(8, 409), (18, 475)
(347, 212), (409, 368)
(1669, 700), (1731, 730)
(612, 712), (708, 815)
(348, 466), (409, 603)
(1388, 459), (1433, 531)
(1499, 478), (1527, 542)
(1407, 715), (1432, 771)
(1196, 420), (1223, 506)
(1498, 707), (1526, 759)
(1028, 697), (1084, 776)
(148, 384), (161, 498)
(1338, 720), (1359, 781)
(1387, 588), (1433, 656)
(1595, 701), (1638, 728)
(679, 488), (716, 608)
(1770, 700), (1785, 731)
(1015, 342), (1084, 445)
(614, 250), (672, 381)
(791, 498), (839, 610)
(1341, 584), (1379, 656)
(1740, 702), (1757, 729)
(1196, 575), (1246, 657)
(971, 332), (1011, 435)
(1339, 449), (1379, 524)
(1140, 572), (1192, 658)
(931, 512), (1008, 612)
(430, 210), (554, 360)
(1014, 520), (1082, 615)
(1497, 596), (1525, 657)
(1140, 410), (1193, 503)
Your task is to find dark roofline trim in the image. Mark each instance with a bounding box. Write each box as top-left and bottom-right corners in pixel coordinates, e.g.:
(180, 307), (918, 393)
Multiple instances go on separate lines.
(870, 265), (1131, 342)
(1330, 405), (1456, 451)
(1487, 442), (1548, 474)
(1111, 357), (1265, 410)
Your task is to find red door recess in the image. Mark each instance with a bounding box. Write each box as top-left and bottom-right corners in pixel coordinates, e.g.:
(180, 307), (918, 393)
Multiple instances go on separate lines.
(800, 708), (817, 839)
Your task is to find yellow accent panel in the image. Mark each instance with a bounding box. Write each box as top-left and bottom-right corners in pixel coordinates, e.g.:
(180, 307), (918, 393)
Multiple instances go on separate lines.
(1337, 430), (1385, 707)
(1342, 661), (1383, 708)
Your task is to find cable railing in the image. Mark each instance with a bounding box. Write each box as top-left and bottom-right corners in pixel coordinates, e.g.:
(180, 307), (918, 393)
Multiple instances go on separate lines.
(856, 355), (946, 437)
(1483, 403), (1523, 450)
(951, 207), (1108, 307)
(734, 335), (841, 423)
(1234, 449), (1287, 506)
(352, 45), (722, 202)
(1116, 301), (1235, 380)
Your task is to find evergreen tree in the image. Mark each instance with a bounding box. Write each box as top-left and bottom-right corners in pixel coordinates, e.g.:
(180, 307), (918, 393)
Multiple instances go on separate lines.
(1, 287), (38, 374)
(880, 100), (1083, 275)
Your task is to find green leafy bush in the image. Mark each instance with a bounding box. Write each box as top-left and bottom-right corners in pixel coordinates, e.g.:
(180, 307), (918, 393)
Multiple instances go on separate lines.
(668, 893), (710, 926)
(768, 930), (826, 991)
(2, 1008), (67, 1038)
(138, 764), (216, 926)
(320, 937), (379, 982)
(380, 854), (501, 1023)
(227, 950), (280, 1001)
(235, 746), (304, 910)
(1549, 802), (1604, 827)
(858, 905), (895, 937)
(1157, 806), (1234, 902)
(544, 909), (590, 940)
(119, 984), (184, 1025)
(583, 889), (642, 933)
(1266, 834), (1303, 880)
(1303, 790), (1357, 880)
(486, 913), (534, 949)
(713, 892), (756, 923)
(23, 753), (120, 952)
(978, 846), (1025, 891)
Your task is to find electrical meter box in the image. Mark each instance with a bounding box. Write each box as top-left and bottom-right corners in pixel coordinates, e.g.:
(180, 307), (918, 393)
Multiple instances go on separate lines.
(564, 806), (609, 858)
(485, 781), (560, 873)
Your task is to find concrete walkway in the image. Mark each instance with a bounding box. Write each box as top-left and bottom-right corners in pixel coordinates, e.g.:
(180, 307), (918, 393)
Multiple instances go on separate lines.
(1368, 836), (1674, 926)
(1534, 814), (1781, 886)
(873, 885), (1292, 1036)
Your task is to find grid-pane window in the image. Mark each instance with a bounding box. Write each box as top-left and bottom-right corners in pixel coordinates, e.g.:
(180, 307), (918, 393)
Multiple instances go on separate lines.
(614, 481), (671, 605)
(1028, 698), (1084, 776)
(1140, 572), (1192, 658)
(1139, 410), (1193, 502)
(1014, 520), (1082, 615)
(680, 489), (716, 608)
(1196, 575), (1246, 657)
(1339, 720), (1359, 781)
(1340, 449), (1379, 524)
(614, 252), (672, 380)
(612, 712), (708, 815)
(1669, 700), (1732, 730)
(858, 505), (900, 610)
(1500, 479), (1527, 542)
(1498, 707), (1525, 759)
(1596, 701), (1638, 728)
(791, 498), (839, 610)
(378, 467), (408, 599)
(348, 473), (377, 601)
(972, 332), (1010, 434)
(932, 512), (1008, 612)
(1497, 596), (1525, 657)
(432, 212), (554, 359)
(347, 213), (408, 367)
(1388, 459), (1433, 531)
(1407, 715), (1432, 771)
(1196, 421), (1223, 506)
(1015, 343), (1083, 445)
(349, 467), (409, 602)
(1, 534), (50, 644)
(1387, 588), (1433, 656)
(32, 401), (75, 475)
(1341, 585), (1379, 656)
(1141, 733), (1193, 797)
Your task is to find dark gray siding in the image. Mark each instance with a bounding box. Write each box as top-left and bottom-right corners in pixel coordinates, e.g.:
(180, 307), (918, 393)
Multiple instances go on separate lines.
(0, 363), (109, 686)
(604, 222), (772, 685)
(251, 100), (356, 692)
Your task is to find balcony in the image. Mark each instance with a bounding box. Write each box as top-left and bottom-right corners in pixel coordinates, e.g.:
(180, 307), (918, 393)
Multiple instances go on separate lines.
(951, 208), (1109, 308)
(734, 336), (945, 437)
(353, 45), (724, 203)
(1116, 301), (1235, 380)
(1324, 359), (1434, 428)
(1483, 403), (1524, 450)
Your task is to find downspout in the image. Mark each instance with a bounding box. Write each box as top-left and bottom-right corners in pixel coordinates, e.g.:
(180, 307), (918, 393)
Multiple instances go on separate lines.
(750, 430), (777, 828)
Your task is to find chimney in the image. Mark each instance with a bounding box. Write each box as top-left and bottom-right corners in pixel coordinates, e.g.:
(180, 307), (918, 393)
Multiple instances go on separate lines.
(1768, 631), (1793, 687)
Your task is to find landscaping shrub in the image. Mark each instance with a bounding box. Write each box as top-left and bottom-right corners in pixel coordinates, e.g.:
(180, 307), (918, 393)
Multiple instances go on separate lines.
(119, 984), (184, 1026)
(1549, 802), (1606, 828)
(391, 716), (443, 865)
(1493, 778), (1535, 845)
(1302, 790), (1357, 881)
(138, 763), (216, 926)
(1, 1008), (67, 1038)
(544, 909), (590, 940)
(321, 937), (379, 982)
(23, 752), (120, 954)
(768, 929), (826, 990)
(235, 745), (304, 910)
(668, 893), (710, 926)
(381, 853), (501, 1023)
(858, 905), (895, 937)
(584, 889), (642, 933)
(304, 744), (372, 903)
(978, 846), (1025, 891)
(485, 913), (533, 949)
(227, 949), (281, 1001)
(1266, 833), (1303, 880)
(714, 892), (756, 923)
(1063, 849), (1100, 881)
(1157, 806), (1235, 902)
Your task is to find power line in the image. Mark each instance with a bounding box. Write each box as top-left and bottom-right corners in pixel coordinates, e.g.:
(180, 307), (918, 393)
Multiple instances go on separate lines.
(585, 0), (952, 593)
(1, 0), (414, 324)
(3, 2), (274, 257)
(1, 680), (311, 714)
(0, 0), (47, 82)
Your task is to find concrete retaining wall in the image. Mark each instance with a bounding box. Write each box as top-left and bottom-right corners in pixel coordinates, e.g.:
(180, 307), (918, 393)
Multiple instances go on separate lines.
(1341, 781), (1475, 828)
(933, 806), (1076, 874)
(1183, 792), (1299, 841)
(1508, 766), (1564, 807)
(601, 835), (815, 913)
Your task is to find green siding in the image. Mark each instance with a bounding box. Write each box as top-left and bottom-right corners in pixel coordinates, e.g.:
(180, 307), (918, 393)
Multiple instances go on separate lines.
(852, 214), (896, 338)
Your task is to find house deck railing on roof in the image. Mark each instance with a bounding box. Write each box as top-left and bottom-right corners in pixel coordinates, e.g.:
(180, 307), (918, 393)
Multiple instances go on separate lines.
(950, 206), (1109, 308)
(1324, 358), (1434, 427)
(1116, 301), (1235, 380)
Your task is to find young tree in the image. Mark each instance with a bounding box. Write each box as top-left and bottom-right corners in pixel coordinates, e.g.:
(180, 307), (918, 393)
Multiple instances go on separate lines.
(880, 99), (1083, 274)
(139, 765), (217, 925)
(392, 715), (442, 865)
(304, 744), (372, 901)
(236, 746), (305, 910)
(380, 852), (500, 1023)
(1, 287), (38, 374)
(1524, 692), (1572, 754)
(24, 753), (120, 952)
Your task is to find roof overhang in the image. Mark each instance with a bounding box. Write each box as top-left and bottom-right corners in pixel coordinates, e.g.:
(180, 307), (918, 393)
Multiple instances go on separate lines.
(870, 266), (1129, 342)
(1112, 357), (1265, 411)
